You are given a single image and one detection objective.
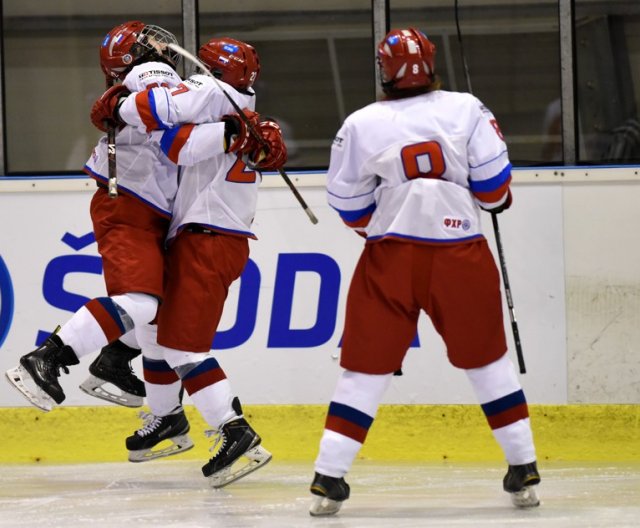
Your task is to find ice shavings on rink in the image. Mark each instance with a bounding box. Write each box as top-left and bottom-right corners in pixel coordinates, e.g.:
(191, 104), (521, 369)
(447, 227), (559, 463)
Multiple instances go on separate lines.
(0, 461), (638, 527)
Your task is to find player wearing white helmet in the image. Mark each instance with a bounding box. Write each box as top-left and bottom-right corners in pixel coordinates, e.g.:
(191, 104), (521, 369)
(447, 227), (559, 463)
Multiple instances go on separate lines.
(309, 27), (539, 516)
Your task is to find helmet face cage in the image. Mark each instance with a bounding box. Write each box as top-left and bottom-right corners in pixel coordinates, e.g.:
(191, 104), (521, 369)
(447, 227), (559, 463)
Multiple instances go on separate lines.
(198, 38), (260, 90)
(100, 21), (179, 81)
(137, 24), (180, 68)
(377, 28), (436, 94)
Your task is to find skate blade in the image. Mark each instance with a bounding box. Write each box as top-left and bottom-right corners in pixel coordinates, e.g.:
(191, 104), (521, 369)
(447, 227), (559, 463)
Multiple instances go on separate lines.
(309, 495), (344, 517)
(79, 375), (144, 408)
(208, 445), (272, 489)
(5, 366), (55, 412)
(510, 485), (540, 508)
(128, 433), (195, 463)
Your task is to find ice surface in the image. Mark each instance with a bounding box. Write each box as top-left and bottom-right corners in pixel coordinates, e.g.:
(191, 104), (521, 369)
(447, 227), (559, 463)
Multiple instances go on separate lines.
(0, 461), (638, 527)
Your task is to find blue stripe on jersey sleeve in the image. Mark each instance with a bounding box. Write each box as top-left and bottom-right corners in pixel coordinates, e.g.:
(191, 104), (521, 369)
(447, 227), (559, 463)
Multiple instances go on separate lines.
(469, 163), (512, 193)
(160, 126), (181, 157)
(148, 89), (170, 131)
(336, 203), (376, 223)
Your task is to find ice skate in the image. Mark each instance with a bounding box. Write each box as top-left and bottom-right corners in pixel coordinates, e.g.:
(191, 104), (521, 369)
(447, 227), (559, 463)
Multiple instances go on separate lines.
(5, 332), (79, 412)
(126, 407), (194, 462)
(309, 472), (351, 516)
(79, 340), (145, 407)
(201, 417), (272, 488)
(503, 461), (541, 507)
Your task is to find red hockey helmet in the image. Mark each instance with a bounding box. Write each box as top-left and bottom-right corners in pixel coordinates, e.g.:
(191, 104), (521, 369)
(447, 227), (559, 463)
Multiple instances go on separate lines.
(100, 20), (180, 81)
(377, 28), (436, 94)
(198, 37), (260, 91)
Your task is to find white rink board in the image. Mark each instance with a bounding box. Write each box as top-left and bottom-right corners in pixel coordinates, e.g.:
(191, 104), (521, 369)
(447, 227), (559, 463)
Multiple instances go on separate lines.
(0, 176), (566, 406)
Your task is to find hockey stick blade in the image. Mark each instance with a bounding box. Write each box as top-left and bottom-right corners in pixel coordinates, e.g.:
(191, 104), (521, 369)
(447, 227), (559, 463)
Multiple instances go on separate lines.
(167, 43), (318, 225)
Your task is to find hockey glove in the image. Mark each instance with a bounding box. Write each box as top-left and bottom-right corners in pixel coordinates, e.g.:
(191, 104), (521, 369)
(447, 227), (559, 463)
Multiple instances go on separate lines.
(222, 108), (261, 154)
(90, 84), (130, 132)
(482, 189), (512, 215)
(249, 120), (288, 171)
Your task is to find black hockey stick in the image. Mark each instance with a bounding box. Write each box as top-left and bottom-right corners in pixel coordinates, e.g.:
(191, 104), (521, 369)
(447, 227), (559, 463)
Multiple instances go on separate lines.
(455, 0), (526, 373)
(105, 77), (118, 199)
(167, 43), (319, 225)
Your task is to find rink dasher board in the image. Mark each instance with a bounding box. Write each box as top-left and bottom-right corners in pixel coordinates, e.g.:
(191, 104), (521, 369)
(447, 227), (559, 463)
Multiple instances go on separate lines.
(0, 173), (567, 406)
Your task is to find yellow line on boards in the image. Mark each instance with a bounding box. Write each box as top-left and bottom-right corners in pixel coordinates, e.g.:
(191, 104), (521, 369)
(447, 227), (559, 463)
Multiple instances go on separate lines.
(1, 404), (638, 464)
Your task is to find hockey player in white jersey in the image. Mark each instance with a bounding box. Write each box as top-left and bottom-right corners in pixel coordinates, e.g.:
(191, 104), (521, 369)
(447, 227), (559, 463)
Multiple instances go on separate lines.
(131, 39), (285, 486)
(79, 35), (264, 420)
(99, 37), (286, 486)
(309, 28), (540, 516)
(5, 22), (187, 423)
(78, 21), (184, 411)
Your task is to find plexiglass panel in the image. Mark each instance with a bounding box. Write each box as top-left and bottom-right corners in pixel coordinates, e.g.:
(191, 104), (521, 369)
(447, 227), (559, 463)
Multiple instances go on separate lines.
(390, 1), (561, 166)
(3, 1), (640, 172)
(575, 1), (640, 164)
(198, 1), (374, 169)
(2, 1), (182, 173)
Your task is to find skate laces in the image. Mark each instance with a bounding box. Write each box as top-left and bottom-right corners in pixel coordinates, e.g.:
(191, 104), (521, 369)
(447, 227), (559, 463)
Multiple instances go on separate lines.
(205, 428), (227, 455)
(136, 411), (163, 437)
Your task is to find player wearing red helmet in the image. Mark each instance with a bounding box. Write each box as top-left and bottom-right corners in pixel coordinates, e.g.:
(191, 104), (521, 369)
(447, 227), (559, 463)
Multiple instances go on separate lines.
(102, 35), (282, 170)
(7, 26), (285, 489)
(198, 37), (260, 91)
(308, 27), (539, 516)
(377, 27), (437, 95)
(121, 36), (283, 487)
(7, 21), (183, 416)
(91, 35), (285, 487)
(100, 20), (180, 81)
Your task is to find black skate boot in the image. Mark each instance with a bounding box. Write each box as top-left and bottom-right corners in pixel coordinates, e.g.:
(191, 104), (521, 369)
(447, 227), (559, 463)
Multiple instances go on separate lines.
(309, 472), (351, 516)
(79, 340), (145, 407)
(5, 332), (79, 412)
(126, 407), (194, 462)
(503, 461), (541, 507)
(201, 398), (272, 488)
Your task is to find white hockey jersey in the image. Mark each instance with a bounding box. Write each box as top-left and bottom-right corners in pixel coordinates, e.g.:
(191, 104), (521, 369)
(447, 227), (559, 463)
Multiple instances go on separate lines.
(118, 76), (259, 241)
(327, 90), (512, 244)
(118, 74), (254, 131)
(167, 143), (261, 242)
(83, 62), (182, 217)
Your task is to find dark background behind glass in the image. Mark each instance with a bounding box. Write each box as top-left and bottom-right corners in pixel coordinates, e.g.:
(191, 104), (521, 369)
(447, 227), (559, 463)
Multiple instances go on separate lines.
(1, 1), (640, 173)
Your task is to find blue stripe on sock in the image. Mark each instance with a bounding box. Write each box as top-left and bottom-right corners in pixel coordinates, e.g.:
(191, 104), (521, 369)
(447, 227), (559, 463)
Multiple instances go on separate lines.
(142, 357), (173, 372)
(481, 389), (527, 416)
(96, 297), (126, 334)
(182, 357), (221, 381)
(328, 401), (374, 430)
